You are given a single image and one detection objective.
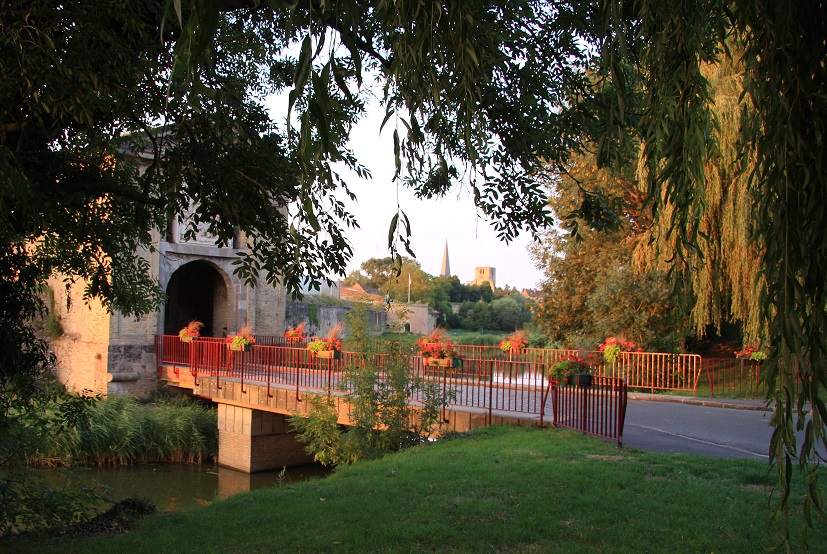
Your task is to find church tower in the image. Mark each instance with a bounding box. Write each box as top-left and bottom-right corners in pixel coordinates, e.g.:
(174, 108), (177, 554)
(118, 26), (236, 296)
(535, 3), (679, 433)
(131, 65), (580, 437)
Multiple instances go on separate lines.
(441, 240), (451, 277)
(472, 266), (496, 289)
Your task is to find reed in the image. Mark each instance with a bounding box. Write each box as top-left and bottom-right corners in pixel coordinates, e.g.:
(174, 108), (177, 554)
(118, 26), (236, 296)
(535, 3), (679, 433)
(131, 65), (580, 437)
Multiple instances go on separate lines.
(36, 395), (217, 467)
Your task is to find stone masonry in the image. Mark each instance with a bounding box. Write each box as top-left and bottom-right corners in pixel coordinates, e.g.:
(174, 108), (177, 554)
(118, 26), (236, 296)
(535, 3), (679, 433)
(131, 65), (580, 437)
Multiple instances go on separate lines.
(217, 404), (314, 472)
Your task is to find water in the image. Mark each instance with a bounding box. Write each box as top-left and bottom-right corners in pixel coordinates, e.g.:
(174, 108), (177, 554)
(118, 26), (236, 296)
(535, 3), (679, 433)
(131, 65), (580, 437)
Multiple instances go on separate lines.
(44, 462), (330, 513)
(492, 370), (546, 387)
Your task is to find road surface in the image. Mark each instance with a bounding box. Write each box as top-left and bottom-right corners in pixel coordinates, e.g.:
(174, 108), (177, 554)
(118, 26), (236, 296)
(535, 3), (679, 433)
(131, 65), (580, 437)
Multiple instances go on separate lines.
(623, 400), (777, 459)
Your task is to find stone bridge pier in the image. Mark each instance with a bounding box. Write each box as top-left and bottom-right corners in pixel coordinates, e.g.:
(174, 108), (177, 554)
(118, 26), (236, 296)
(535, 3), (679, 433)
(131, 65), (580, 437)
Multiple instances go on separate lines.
(217, 405), (315, 472)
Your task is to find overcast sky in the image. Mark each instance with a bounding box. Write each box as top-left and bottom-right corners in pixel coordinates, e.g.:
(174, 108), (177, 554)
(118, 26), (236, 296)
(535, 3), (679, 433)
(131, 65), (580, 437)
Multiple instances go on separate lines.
(267, 95), (547, 292)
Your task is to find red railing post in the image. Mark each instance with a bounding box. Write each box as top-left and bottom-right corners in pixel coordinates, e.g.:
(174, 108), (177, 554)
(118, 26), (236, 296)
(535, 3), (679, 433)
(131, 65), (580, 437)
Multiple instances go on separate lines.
(487, 359), (495, 426)
(441, 360), (449, 423)
(552, 380), (558, 427)
(239, 349), (246, 394)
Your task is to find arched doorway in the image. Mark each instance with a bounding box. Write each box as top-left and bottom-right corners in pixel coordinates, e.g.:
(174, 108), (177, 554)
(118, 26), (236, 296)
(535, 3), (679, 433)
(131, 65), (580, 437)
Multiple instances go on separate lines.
(164, 261), (229, 337)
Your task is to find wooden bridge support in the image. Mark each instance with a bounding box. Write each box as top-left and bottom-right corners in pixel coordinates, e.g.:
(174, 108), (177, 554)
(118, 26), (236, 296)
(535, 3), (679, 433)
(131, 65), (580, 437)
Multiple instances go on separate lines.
(217, 404), (314, 473)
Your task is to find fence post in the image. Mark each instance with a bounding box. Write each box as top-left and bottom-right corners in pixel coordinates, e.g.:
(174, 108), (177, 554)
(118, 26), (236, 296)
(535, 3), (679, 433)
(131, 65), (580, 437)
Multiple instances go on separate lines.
(552, 381), (558, 427)
(487, 359), (495, 426)
(441, 360), (448, 423)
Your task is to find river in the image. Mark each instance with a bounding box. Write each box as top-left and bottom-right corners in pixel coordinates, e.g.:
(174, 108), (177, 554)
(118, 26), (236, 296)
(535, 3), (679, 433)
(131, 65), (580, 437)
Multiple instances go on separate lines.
(45, 462), (331, 513)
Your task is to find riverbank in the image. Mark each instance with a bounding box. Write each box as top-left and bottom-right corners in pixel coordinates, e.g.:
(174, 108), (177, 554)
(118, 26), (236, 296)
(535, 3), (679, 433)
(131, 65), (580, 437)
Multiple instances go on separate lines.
(6, 426), (825, 552)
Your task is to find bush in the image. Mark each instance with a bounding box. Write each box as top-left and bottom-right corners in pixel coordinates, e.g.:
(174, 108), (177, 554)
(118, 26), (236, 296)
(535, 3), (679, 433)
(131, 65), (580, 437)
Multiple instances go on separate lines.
(291, 303), (450, 465)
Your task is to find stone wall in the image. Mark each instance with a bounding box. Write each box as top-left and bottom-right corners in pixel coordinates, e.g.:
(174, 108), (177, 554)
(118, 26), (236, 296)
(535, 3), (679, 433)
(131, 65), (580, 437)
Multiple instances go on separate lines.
(285, 301), (385, 337)
(249, 278), (287, 336)
(49, 279), (110, 396)
(48, 234), (288, 398)
(106, 343), (158, 397)
(386, 303), (436, 335)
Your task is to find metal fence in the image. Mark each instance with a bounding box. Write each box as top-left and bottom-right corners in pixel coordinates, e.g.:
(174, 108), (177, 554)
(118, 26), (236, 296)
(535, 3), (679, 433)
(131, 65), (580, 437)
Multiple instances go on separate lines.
(154, 335), (628, 443)
(551, 376), (628, 444)
(597, 351), (703, 393)
(155, 335), (768, 399)
(698, 358), (766, 398)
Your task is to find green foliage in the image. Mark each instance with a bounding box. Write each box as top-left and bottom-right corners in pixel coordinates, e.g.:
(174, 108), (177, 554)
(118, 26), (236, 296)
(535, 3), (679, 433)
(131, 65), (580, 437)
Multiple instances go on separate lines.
(0, 374), (100, 536)
(0, 468), (112, 537)
(446, 331), (504, 347)
(291, 304), (448, 465)
(603, 344), (621, 364)
(33, 394), (217, 466)
(36, 287), (64, 340)
(532, 151), (683, 351)
(453, 294), (532, 333)
(288, 394), (347, 467)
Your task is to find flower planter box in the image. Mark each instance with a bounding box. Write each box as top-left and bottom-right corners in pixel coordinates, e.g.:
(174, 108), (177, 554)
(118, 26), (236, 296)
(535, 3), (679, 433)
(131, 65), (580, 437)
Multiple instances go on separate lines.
(285, 337), (304, 343)
(424, 357), (460, 368)
(228, 343), (251, 352)
(315, 350), (341, 360)
(180, 336), (195, 343)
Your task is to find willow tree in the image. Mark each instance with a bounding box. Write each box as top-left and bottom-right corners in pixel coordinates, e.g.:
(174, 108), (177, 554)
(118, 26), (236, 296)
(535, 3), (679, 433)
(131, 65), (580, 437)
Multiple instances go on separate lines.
(600, 0), (827, 537)
(633, 49), (764, 343)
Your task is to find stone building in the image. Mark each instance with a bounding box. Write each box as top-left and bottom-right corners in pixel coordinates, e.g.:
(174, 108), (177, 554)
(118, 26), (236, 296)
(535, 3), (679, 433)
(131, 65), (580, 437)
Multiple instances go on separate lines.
(50, 211), (287, 398)
(472, 266), (496, 289)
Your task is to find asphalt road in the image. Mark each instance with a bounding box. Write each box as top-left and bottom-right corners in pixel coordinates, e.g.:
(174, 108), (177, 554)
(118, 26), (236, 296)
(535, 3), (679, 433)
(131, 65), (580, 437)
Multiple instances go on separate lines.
(622, 400), (775, 459)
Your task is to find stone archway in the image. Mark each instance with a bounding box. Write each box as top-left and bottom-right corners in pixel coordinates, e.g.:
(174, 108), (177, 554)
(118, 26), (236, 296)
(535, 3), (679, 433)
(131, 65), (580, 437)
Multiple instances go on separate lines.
(164, 260), (229, 337)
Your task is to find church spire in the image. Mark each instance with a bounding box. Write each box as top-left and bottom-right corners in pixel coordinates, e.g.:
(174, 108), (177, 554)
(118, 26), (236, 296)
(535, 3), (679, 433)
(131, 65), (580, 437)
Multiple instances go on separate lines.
(441, 240), (451, 277)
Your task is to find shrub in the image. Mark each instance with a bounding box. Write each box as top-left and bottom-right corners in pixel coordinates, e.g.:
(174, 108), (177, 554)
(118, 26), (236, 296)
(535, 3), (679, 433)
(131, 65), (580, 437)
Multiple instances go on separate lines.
(291, 304), (449, 465)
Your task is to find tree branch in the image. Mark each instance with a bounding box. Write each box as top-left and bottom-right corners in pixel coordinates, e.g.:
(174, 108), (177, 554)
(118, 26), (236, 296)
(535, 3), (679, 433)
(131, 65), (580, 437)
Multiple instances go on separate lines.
(57, 180), (166, 208)
(324, 16), (393, 70)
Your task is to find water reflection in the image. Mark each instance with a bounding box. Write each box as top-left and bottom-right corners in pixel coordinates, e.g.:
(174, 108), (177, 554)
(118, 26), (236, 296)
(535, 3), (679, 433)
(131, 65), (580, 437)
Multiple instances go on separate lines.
(65, 462), (330, 512)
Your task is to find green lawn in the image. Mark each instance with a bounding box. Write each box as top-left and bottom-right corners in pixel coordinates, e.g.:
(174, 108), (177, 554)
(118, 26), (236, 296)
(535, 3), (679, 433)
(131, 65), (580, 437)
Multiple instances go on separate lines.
(5, 426), (825, 553)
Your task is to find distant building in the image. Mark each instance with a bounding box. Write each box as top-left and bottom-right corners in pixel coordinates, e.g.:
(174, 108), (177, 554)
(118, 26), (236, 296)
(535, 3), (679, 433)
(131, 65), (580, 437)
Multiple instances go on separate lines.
(339, 283), (384, 304)
(472, 267), (496, 289)
(520, 288), (542, 300)
(440, 240), (451, 277)
(386, 303), (436, 335)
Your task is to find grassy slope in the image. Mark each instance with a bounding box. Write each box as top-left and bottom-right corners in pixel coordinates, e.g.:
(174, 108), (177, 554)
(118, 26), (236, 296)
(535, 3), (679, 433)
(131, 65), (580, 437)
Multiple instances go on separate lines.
(6, 426), (825, 553)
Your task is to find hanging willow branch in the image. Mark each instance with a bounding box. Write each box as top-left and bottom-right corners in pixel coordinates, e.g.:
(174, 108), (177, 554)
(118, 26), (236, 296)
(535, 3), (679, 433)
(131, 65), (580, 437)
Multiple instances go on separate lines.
(602, 0), (827, 546)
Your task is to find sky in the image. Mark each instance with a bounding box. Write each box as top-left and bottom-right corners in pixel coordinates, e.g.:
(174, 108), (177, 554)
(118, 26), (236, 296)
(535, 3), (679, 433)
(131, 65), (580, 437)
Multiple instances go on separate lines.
(266, 96), (547, 292)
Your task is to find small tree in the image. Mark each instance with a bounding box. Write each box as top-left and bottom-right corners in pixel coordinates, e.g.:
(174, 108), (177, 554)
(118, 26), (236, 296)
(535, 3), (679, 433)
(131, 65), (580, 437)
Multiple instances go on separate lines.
(290, 304), (448, 465)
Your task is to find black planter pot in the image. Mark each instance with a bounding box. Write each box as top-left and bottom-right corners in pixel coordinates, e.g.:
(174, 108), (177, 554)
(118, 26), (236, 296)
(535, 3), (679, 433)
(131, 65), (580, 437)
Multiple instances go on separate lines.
(575, 374), (592, 388)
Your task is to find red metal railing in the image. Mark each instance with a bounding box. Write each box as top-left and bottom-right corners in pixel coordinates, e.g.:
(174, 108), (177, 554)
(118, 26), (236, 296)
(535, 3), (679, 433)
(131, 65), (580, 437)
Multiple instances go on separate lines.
(550, 376), (628, 444)
(155, 335), (628, 444)
(596, 351), (703, 393)
(155, 336), (768, 399)
(699, 358), (766, 398)
(452, 347), (702, 394)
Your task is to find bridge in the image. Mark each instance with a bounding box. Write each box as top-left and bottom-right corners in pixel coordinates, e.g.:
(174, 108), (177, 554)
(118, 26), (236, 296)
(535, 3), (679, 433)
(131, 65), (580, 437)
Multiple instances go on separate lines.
(155, 336), (628, 473)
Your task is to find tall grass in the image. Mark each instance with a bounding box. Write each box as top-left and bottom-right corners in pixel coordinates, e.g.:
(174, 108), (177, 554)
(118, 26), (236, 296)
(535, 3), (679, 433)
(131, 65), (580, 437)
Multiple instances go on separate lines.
(39, 395), (217, 466)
